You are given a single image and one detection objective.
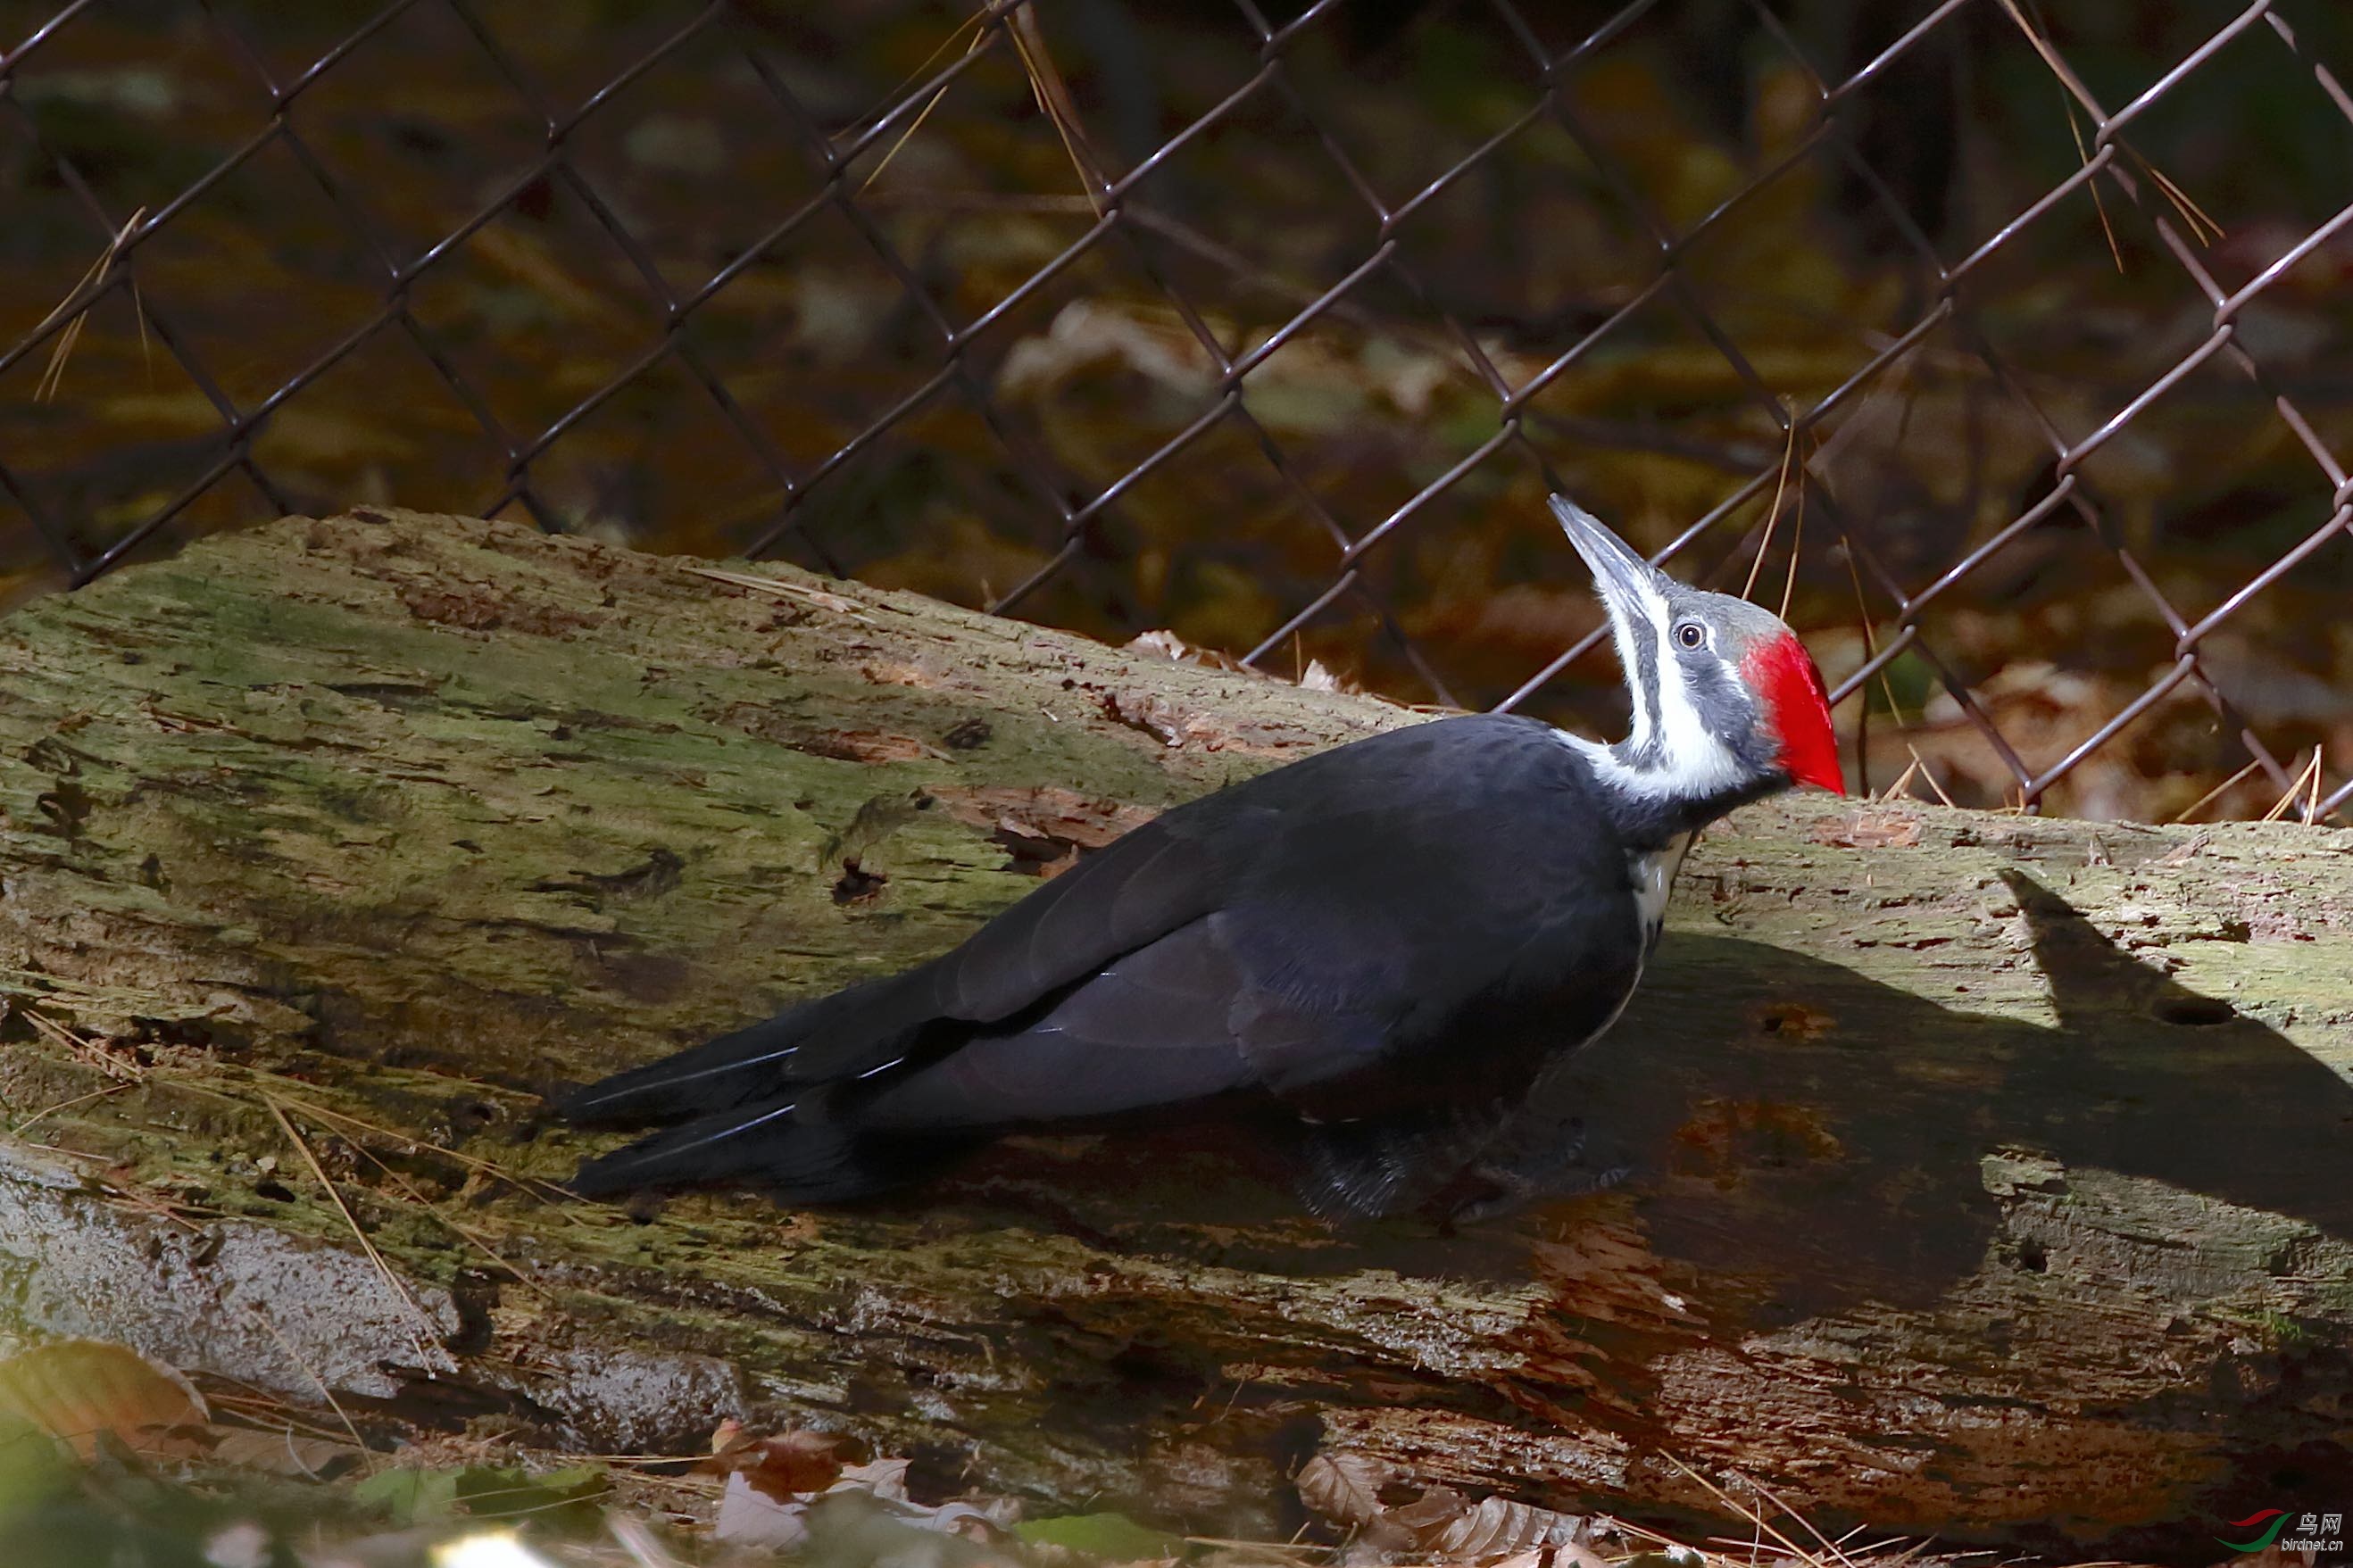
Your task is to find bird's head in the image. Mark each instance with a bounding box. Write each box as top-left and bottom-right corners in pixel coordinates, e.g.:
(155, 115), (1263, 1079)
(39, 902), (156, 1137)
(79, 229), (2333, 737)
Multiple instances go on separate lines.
(1552, 495), (1844, 804)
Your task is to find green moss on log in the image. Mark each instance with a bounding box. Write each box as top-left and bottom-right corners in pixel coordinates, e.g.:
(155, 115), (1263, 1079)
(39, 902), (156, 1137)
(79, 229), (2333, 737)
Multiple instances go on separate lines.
(1, 511), (2348, 1556)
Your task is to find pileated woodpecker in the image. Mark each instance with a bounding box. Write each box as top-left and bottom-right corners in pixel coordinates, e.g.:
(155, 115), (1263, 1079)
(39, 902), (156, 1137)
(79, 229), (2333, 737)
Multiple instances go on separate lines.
(561, 499), (1844, 1215)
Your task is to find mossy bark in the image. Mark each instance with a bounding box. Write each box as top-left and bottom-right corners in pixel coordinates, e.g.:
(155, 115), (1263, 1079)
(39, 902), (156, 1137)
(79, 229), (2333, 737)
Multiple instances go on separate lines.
(1, 511), (2348, 1556)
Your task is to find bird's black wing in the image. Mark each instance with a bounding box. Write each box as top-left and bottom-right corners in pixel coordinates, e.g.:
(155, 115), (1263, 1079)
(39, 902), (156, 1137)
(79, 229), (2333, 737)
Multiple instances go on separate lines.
(842, 718), (1646, 1128)
(558, 794), (1265, 1123)
(565, 717), (1645, 1205)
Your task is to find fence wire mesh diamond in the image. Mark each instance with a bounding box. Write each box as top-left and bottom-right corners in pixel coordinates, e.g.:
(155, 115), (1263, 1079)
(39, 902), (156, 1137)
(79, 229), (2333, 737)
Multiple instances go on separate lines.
(5, 0), (2351, 824)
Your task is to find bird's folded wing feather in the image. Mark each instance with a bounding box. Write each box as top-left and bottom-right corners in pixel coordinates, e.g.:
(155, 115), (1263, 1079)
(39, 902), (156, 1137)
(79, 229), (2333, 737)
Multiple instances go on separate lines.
(562, 716), (1636, 1130)
(561, 802), (1271, 1121)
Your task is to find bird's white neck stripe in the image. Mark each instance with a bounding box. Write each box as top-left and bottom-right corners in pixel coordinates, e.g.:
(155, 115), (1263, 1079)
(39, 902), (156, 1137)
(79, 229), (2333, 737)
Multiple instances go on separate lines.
(1558, 734), (1684, 804)
(1587, 572), (1744, 801)
(1632, 831), (1694, 942)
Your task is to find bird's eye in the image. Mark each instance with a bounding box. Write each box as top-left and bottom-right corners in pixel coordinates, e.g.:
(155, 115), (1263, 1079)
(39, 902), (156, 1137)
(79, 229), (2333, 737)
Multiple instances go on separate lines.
(1675, 621), (1706, 651)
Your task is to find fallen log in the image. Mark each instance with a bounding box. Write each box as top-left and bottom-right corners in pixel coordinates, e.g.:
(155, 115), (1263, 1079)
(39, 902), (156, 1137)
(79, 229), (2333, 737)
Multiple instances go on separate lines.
(0, 510), (2346, 1559)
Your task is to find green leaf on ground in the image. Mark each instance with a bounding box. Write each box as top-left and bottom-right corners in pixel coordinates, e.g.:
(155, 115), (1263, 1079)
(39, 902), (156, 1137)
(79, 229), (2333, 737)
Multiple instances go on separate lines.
(1015, 1511), (1185, 1560)
(352, 1465), (460, 1526)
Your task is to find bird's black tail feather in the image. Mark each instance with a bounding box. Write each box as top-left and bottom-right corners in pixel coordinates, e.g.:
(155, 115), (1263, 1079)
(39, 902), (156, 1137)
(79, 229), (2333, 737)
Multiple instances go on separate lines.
(559, 1015), (816, 1125)
(568, 1091), (984, 1203)
(558, 969), (951, 1126)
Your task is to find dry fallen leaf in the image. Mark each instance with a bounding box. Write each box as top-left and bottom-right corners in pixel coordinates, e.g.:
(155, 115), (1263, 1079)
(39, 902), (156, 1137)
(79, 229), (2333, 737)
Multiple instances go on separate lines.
(794, 728), (941, 763)
(716, 1471), (811, 1550)
(999, 301), (1217, 402)
(839, 1455), (912, 1503)
(706, 1425), (853, 1501)
(708, 1431), (1003, 1551)
(1125, 628), (1251, 673)
(929, 784), (1160, 875)
(1297, 1450), (1584, 1559)
(1103, 689), (1193, 747)
(1298, 658), (1351, 693)
(0, 1339), (207, 1458)
(1422, 1493), (1585, 1557)
(208, 1425), (362, 1479)
(1295, 1450), (1393, 1529)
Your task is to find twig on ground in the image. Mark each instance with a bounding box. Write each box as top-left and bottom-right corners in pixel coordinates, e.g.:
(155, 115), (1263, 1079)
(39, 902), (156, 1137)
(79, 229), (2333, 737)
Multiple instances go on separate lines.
(259, 1094), (453, 1375)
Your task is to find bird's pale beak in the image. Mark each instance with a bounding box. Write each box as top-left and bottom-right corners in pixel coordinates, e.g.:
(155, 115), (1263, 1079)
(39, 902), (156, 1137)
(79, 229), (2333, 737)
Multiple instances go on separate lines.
(1551, 495), (1668, 639)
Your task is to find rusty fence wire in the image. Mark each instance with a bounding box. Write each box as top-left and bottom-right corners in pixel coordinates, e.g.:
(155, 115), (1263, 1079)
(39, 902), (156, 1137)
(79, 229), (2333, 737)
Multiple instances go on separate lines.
(4, 0), (2352, 824)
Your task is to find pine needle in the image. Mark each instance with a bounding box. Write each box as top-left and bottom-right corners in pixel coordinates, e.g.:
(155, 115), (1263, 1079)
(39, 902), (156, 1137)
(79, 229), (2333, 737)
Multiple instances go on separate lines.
(859, 7), (994, 195)
(204, 1383), (363, 1448)
(1779, 456), (1807, 625)
(1838, 531), (1913, 793)
(2001, 0), (2219, 256)
(1906, 743), (1958, 808)
(1998, 0), (2122, 269)
(17, 1003), (144, 1083)
(2057, 91), (2122, 272)
(335, 1129), (553, 1299)
(1743, 407), (1800, 602)
(1839, 535), (1875, 796)
(860, 2), (991, 132)
(1006, 3), (1112, 212)
(2168, 755), (2262, 824)
(2133, 147), (2224, 244)
(33, 205), (147, 403)
(1659, 1455), (1837, 1568)
(259, 1093), (452, 1374)
(1874, 754), (1922, 804)
(6, 1081), (134, 1137)
(2000, 0), (2103, 122)
(226, 1069), (574, 1204)
(2261, 749), (2324, 822)
(1725, 1464), (1867, 1568)
(244, 1306), (374, 1469)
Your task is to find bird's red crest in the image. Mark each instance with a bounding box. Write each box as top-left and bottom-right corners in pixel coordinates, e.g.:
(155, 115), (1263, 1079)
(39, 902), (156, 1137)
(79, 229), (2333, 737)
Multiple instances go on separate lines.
(1741, 633), (1844, 795)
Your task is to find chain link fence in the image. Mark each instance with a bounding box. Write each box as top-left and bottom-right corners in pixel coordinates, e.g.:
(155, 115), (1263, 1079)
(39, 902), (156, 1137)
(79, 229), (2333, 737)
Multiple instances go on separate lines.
(4, 0), (2351, 824)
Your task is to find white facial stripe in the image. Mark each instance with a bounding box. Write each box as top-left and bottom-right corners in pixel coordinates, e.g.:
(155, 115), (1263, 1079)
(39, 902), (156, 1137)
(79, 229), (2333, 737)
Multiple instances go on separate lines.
(1597, 575), (1659, 751)
(1647, 609), (1745, 798)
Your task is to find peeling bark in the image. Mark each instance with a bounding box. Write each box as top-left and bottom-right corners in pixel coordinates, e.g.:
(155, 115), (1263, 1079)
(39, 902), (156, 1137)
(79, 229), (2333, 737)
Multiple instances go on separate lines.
(0, 510), (2348, 1558)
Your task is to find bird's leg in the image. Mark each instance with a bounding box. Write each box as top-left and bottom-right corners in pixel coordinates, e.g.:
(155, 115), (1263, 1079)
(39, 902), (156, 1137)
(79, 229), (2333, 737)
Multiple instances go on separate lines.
(1294, 1106), (1506, 1221)
(1443, 1111), (1634, 1225)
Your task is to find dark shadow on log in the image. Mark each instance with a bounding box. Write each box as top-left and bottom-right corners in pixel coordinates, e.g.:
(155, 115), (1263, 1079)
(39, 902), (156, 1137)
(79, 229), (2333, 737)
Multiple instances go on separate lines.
(2001, 868), (2353, 1240)
(1553, 874), (2351, 1315)
(808, 868), (2350, 1270)
(726, 880), (2348, 1558)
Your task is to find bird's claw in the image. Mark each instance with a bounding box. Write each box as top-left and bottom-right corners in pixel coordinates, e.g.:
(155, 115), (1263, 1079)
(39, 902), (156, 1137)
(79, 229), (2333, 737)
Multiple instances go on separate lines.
(1443, 1116), (1634, 1224)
